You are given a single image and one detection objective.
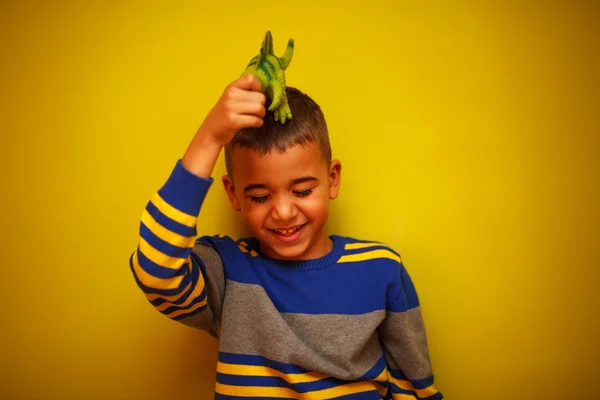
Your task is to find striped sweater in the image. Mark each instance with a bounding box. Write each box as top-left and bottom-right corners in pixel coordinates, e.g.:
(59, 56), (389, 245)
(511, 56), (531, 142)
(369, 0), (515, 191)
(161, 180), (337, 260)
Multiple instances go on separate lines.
(129, 160), (443, 399)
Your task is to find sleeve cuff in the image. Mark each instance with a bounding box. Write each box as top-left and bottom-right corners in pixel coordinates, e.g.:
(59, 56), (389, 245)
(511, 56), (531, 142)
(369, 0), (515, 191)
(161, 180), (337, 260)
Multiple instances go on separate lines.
(157, 159), (214, 216)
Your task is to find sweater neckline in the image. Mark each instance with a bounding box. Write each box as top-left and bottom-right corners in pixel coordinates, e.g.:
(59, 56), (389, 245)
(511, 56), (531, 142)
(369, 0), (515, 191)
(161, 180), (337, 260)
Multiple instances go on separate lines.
(248, 235), (345, 270)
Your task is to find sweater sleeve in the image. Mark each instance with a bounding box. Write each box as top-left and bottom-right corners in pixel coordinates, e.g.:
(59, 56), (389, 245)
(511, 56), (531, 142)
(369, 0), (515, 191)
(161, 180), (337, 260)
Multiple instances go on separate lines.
(128, 159), (225, 335)
(379, 261), (443, 400)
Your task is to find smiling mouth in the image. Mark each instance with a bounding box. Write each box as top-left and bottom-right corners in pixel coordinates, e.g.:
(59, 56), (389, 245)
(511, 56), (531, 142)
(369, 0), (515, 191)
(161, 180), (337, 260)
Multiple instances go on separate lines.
(270, 223), (307, 236)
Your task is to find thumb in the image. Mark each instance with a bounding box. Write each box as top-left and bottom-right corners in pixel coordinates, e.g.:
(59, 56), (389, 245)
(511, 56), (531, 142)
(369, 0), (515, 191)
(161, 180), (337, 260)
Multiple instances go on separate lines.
(234, 74), (263, 93)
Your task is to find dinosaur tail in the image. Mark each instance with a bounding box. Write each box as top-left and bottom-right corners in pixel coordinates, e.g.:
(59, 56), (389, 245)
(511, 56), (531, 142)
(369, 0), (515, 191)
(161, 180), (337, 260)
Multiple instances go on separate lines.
(279, 39), (294, 70)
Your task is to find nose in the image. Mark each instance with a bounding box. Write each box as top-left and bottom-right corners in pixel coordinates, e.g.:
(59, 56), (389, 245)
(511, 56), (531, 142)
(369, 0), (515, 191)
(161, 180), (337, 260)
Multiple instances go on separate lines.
(271, 195), (298, 222)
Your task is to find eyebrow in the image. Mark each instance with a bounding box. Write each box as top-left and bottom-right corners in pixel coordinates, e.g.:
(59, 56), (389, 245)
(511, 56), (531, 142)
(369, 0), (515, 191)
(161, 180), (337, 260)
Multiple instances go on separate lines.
(243, 176), (318, 192)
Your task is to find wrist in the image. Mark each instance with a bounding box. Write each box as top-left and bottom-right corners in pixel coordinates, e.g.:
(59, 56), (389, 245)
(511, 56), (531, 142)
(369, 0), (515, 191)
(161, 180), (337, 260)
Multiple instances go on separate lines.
(182, 129), (223, 179)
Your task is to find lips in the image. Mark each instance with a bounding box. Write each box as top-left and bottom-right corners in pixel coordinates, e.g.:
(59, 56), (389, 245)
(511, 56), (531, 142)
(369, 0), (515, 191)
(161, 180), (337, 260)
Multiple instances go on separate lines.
(271, 225), (303, 236)
(268, 223), (307, 242)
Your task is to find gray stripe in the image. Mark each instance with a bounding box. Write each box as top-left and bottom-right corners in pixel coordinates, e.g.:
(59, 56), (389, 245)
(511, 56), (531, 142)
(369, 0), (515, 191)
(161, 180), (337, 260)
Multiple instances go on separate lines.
(378, 307), (433, 380)
(219, 280), (385, 380)
(179, 242), (225, 337)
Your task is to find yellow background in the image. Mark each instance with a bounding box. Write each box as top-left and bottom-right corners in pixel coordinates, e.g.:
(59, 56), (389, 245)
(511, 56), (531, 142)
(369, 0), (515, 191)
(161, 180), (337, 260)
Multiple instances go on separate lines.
(1, 1), (598, 399)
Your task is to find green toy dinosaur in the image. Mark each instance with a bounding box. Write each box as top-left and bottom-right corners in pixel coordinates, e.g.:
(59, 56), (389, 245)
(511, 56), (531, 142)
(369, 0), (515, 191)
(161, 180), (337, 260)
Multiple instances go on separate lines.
(242, 31), (294, 124)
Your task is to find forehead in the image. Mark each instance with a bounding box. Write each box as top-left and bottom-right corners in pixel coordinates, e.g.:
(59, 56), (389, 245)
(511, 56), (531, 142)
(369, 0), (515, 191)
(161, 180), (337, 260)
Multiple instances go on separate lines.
(230, 143), (328, 185)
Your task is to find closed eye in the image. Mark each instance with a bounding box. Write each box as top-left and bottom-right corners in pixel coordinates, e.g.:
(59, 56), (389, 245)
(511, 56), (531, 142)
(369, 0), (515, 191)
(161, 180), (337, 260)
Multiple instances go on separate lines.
(293, 189), (313, 197)
(249, 195), (271, 203)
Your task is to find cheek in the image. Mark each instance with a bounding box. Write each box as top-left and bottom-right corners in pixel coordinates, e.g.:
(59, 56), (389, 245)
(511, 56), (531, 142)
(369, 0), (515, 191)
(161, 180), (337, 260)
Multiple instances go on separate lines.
(241, 203), (267, 228)
(301, 193), (330, 220)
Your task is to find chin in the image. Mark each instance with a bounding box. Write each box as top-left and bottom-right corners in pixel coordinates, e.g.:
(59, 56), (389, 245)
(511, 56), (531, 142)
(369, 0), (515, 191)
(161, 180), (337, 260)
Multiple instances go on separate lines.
(264, 242), (307, 260)
(259, 236), (310, 260)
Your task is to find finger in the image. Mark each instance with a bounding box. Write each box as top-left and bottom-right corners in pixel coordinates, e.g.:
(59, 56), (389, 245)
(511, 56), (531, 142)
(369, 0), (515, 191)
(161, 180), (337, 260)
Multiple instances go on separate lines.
(234, 115), (264, 129)
(230, 88), (266, 105)
(232, 74), (263, 93)
(232, 100), (266, 119)
(238, 101), (266, 119)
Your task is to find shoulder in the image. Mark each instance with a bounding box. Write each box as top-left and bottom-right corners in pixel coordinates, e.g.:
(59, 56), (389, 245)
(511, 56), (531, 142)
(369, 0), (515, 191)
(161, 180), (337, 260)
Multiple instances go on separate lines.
(195, 234), (260, 261)
(333, 235), (402, 264)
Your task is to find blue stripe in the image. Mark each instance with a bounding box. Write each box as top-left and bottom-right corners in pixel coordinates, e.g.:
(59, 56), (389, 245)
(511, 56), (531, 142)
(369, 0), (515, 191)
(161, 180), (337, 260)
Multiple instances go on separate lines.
(137, 246), (186, 279)
(129, 263), (189, 297)
(140, 221), (190, 259)
(359, 354), (387, 380)
(389, 382), (416, 396)
(411, 376), (435, 390)
(334, 392), (384, 399)
(157, 159), (213, 216)
(190, 248), (209, 276)
(389, 382), (443, 399)
(400, 263), (420, 310)
(145, 201), (196, 238)
(216, 395), (294, 400)
(388, 369), (436, 391)
(129, 252), (191, 297)
(204, 236), (391, 315)
(216, 373), (349, 393)
(344, 245), (401, 258)
(219, 353), (309, 375)
(148, 257), (201, 306)
(387, 367), (407, 381)
(171, 303), (208, 320)
(160, 288), (207, 316)
(216, 387), (382, 399)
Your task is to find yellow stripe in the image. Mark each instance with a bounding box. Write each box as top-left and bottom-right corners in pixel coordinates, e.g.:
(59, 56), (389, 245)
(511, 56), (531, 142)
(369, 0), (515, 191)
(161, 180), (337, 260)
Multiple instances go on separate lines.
(215, 381), (382, 399)
(166, 296), (207, 318)
(374, 382), (388, 397)
(145, 280), (191, 302)
(238, 243), (258, 257)
(139, 237), (188, 270)
(215, 383), (297, 398)
(155, 260), (206, 312)
(311, 381), (384, 398)
(217, 362), (327, 384)
(393, 394), (418, 400)
(344, 242), (386, 250)
(216, 361), (387, 398)
(370, 365), (389, 396)
(338, 249), (401, 264)
(389, 375), (439, 398)
(150, 193), (196, 228)
(239, 241), (248, 247)
(132, 251), (184, 290)
(141, 209), (196, 248)
(147, 259), (192, 303)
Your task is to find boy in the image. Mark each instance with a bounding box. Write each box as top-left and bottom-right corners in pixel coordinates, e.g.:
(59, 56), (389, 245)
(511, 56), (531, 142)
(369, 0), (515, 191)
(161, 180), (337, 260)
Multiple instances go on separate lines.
(129, 74), (443, 399)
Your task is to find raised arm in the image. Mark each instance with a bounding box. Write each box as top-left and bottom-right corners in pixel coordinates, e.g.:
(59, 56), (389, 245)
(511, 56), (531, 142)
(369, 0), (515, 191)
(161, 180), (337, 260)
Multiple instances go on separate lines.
(129, 75), (266, 332)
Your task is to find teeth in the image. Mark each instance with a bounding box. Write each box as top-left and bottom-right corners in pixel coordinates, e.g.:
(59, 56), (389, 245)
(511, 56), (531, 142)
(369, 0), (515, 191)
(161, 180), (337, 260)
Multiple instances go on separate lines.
(274, 225), (301, 234)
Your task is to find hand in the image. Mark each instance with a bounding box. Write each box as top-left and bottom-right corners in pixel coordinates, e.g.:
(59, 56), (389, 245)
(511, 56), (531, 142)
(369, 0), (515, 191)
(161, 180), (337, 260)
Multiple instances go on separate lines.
(198, 74), (266, 147)
(182, 75), (266, 178)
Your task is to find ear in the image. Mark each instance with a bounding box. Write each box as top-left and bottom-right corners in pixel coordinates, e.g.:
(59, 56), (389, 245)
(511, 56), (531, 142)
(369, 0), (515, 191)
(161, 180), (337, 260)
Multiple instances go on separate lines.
(328, 160), (342, 200)
(222, 174), (241, 211)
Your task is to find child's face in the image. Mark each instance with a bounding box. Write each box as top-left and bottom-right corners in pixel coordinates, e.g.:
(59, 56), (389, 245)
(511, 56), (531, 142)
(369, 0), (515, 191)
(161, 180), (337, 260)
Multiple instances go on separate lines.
(222, 143), (341, 260)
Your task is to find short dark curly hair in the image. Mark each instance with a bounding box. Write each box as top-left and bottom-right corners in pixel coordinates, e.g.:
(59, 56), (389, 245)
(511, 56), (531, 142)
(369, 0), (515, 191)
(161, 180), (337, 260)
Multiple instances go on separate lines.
(224, 86), (331, 177)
